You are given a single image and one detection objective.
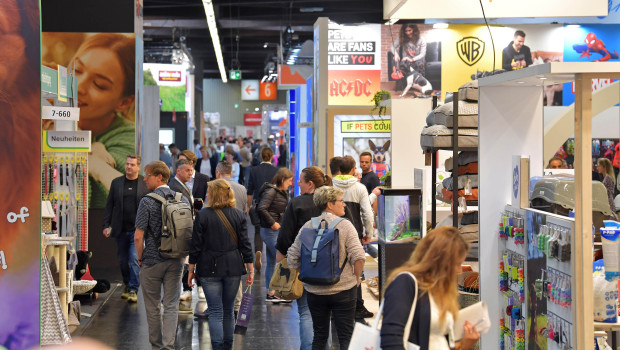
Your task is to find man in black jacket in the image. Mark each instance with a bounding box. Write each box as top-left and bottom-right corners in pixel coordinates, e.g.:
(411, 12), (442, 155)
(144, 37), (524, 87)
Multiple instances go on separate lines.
(247, 147), (278, 270)
(179, 149), (209, 203)
(102, 154), (149, 303)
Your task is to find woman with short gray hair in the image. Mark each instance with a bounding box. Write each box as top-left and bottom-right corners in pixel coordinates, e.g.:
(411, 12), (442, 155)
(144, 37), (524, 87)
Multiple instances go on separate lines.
(287, 186), (365, 350)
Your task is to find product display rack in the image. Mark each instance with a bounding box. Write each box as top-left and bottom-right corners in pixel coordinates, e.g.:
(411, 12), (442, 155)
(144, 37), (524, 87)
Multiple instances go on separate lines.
(478, 62), (620, 350)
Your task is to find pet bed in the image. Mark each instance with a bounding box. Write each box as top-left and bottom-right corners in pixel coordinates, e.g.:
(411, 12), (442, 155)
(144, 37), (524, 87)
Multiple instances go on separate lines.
(427, 101), (478, 128)
(458, 80), (479, 102)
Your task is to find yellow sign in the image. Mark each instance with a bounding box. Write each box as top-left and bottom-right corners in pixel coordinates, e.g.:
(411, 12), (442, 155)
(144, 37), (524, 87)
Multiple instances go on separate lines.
(441, 24), (507, 100)
(42, 130), (91, 152)
(340, 120), (391, 133)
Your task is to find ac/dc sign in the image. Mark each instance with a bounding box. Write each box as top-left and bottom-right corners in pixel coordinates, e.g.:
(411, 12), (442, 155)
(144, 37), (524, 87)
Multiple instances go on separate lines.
(457, 36), (486, 66)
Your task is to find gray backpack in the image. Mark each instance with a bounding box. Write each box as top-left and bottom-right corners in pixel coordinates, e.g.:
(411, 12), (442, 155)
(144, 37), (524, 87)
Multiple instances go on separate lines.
(147, 192), (193, 259)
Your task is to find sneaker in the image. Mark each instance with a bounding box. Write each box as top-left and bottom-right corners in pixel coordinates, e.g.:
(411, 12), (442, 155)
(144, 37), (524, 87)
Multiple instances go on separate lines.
(180, 290), (192, 301)
(127, 291), (138, 303)
(265, 294), (282, 303)
(178, 303), (193, 314)
(198, 286), (205, 300)
(121, 286), (129, 299)
(255, 251), (262, 271)
(194, 308), (209, 319)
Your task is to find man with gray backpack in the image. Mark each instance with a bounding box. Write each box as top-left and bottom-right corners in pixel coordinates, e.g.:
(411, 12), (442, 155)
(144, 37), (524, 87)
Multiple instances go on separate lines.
(134, 161), (192, 350)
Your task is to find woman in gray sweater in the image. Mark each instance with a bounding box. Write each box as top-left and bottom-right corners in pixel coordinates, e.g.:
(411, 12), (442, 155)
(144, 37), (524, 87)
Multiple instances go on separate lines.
(287, 186), (365, 350)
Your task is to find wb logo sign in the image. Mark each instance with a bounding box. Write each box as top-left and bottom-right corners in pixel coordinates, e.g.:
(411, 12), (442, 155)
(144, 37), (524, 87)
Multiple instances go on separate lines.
(457, 37), (485, 66)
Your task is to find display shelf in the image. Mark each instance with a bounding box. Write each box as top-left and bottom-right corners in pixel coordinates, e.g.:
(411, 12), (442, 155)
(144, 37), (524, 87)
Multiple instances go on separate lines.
(478, 62), (620, 350)
(594, 320), (620, 331)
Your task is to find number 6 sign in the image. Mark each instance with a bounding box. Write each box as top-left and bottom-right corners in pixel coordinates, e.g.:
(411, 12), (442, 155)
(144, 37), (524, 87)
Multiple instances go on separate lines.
(259, 82), (277, 100)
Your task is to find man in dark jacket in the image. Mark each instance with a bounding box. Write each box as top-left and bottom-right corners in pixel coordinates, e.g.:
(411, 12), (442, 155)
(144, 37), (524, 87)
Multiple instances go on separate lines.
(102, 154), (149, 303)
(179, 149), (209, 203)
(247, 147), (278, 269)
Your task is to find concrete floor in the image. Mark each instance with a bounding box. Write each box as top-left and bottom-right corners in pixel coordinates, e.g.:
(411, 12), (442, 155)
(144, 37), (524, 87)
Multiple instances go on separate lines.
(72, 256), (380, 350)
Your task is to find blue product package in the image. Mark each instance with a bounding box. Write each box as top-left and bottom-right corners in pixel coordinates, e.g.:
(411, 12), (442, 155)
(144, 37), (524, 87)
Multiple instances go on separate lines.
(601, 220), (620, 281)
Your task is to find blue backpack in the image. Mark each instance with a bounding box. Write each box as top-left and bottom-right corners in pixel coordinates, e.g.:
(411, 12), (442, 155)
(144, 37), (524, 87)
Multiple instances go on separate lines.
(298, 217), (347, 285)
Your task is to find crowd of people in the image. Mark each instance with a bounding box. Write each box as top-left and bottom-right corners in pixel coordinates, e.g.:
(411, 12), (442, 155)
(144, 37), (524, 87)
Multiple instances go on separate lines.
(102, 138), (479, 350)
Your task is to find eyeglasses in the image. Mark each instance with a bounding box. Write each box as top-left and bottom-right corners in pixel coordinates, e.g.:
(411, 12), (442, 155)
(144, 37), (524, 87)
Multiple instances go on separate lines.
(333, 199), (345, 204)
(144, 174), (153, 178)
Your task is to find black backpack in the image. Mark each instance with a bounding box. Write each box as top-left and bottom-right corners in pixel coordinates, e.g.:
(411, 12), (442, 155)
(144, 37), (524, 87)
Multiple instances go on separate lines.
(249, 182), (271, 226)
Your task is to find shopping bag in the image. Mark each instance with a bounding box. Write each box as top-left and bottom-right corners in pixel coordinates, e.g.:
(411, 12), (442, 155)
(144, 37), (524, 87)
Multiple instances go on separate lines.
(348, 272), (420, 350)
(269, 259), (303, 300)
(234, 287), (253, 335)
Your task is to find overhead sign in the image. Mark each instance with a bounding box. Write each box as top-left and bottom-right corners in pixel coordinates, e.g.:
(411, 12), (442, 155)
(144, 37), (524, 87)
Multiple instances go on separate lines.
(328, 23), (381, 106)
(385, 0), (607, 19)
(159, 70), (182, 82)
(241, 80), (259, 100)
(243, 113), (262, 126)
(229, 70), (242, 80)
(42, 106), (80, 121)
(259, 82), (277, 100)
(43, 130), (92, 152)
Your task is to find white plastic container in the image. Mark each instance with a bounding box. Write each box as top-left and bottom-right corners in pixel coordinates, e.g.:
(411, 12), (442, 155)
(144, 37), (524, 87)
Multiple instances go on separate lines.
(601, 220), (620, 281)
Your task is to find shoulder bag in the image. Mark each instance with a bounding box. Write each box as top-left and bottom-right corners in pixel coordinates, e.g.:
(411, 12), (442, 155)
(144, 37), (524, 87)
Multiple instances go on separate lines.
(348, 272), (420, 350)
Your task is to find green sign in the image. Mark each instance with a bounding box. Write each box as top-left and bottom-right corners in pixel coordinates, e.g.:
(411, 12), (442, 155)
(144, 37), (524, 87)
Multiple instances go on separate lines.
(229, 70), (242, 80)
(41, 66), (58, 94)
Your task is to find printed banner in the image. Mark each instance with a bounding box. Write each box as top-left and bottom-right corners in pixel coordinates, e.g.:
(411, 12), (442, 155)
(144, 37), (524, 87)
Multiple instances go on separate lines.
(328, 23), (381, 106)
(340, 120), (391, 133)
(0, 0), (41, 348)
(562, 24), (620, 105)
(43, 32), (137, 209)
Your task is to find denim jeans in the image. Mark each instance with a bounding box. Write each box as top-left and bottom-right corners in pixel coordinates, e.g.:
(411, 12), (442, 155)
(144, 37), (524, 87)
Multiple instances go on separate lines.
(296, 290), (314, 350)
(259, 227), (279, 291)
(116, 231), (140, 292)
(199, 275), (242, 350)
(307, 286), (357, 350)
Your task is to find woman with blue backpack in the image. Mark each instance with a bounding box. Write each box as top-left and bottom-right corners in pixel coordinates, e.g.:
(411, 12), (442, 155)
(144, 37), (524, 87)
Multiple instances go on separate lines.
(287, 186), (366, 350)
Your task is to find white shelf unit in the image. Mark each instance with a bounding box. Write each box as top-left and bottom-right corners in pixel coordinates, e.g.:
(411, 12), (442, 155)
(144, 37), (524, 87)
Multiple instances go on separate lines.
(478, 62), (620, 350)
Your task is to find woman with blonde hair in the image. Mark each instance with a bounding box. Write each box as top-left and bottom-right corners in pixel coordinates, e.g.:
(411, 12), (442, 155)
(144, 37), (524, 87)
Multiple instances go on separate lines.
(597, 158), (617, 213)
(381, 227), (480, 350)
(188, 179), (254, 350)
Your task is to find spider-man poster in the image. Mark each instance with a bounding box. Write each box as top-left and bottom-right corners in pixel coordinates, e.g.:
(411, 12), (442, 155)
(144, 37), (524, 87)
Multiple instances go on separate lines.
(563, 24), (620, 105)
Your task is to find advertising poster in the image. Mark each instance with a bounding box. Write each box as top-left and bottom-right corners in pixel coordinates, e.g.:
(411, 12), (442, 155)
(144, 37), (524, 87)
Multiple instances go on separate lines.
(0, 0), (41, 348)
(143, 63), (188, 112)
(562, 24), (620, 106)
(42, 33), (136, 209)
(328, 23), (381, 106)
(333, 114), (391, 178)
(381, 23), (440, 99)
(441, 24), (507, 100)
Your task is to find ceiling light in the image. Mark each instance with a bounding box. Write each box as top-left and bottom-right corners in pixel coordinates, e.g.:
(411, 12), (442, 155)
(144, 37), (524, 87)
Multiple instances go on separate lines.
(263, 43), (268, 48)
(538, 76), (548, 80)
(566, 24), (581, 28)
(202, 0), (227, 83)
(433, 23), (449, 29)
(300, 7), (324, 12)
(516, 81), (525, 84)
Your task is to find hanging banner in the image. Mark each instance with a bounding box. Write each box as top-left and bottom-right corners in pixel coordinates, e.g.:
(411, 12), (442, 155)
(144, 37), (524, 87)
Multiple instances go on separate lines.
(0, 0), (41, 348)
(562, 24), (620, 106)
(328, 23), (382, 106)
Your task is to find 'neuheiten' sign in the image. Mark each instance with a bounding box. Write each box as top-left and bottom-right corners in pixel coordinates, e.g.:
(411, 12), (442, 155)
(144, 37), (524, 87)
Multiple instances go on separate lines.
(43, 130), (91, 152)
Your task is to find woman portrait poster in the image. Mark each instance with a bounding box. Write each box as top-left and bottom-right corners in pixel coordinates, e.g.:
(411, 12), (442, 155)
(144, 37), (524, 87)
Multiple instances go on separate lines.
(42, 32), (136, 208)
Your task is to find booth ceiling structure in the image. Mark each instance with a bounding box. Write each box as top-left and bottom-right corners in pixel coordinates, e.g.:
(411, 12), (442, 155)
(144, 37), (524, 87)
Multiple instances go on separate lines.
(143, 0), (385, 79)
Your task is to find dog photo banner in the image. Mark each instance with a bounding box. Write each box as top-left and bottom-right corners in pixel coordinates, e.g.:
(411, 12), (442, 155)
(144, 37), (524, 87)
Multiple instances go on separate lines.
(328, 22), (381, 106)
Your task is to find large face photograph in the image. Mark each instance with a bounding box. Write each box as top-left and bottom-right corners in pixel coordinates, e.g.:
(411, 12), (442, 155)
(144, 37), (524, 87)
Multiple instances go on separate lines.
(42, 32), (136, 208)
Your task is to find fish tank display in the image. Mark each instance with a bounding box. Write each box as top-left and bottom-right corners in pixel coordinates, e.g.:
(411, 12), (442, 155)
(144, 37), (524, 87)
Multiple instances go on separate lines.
(378, 189), (423, 243)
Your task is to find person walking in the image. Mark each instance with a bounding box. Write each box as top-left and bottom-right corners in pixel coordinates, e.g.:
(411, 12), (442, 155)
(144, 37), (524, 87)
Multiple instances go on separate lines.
(257, 167), (293, 302)
(102, 154), (149, 303)
(134, 161), (189, 350)
(188, 179), (254, 350)
(287, 186), (365, 350)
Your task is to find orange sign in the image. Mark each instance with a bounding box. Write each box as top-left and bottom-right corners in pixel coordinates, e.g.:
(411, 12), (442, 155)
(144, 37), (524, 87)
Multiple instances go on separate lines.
(327, 70), (380, 106)
(259, 82), (277, 100)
